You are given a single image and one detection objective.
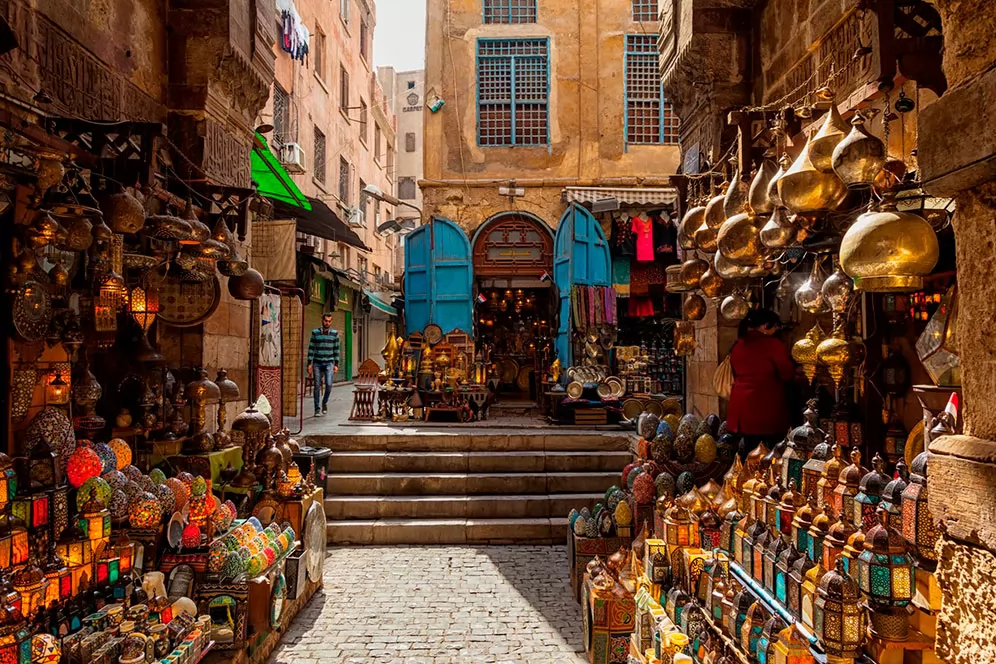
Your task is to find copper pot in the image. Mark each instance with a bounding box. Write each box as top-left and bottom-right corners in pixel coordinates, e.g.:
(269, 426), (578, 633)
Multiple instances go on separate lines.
(102, 189), (146, 234)
(228, 268), (264, 300)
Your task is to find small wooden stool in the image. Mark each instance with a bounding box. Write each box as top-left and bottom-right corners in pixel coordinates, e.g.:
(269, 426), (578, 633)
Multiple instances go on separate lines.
(349, 360), (381, 421)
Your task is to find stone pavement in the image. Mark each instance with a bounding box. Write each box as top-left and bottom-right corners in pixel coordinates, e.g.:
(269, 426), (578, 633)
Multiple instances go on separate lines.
(268, 545), (587, 664)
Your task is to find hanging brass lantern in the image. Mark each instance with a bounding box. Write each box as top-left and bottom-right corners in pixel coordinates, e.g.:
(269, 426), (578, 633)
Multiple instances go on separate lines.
(792, 325), (824, 384)
(684, 294), (707, 321)
(795, 260), (828, 314)
(839, 197), (939, 292)
(720, 294), (749, 322)
(717, 213), (763, 266)
(821, 258), (853, 315)
(748, 159), (778, 216)
(674, 321), (697, 356)
(714, 252), (752, 280)
(666, 265), (692, 293)
(809, 101), (849, 173)
(102, 189), (146, 234)
(679, 206), (706, 250)
(832, 113), (886, 189)
(915, 285), (960, 386)
(874, 158), (909, 195)
(724, 160), (750, 218)
(182, 199), (212, 244)
(680, 258), (710, 289)
(817, 320), (860, 389)
(699, 266), (730, 298)
(704, 193), (727, 230)
(778, 137), (848, 213)
(767, 155), (791, 209)
(760, 207), (798, 250)
(695, 216), (719, 253)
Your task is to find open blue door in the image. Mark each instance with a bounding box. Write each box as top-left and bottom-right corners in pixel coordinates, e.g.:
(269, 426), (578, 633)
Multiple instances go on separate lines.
(403, 217), (473, 336)
(553, 204), (611, 371)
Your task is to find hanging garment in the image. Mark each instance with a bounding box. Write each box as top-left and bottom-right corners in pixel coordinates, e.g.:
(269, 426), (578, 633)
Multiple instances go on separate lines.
(632, 214), (655, 262)
(627, 296), (655, 317)
(613, 215), (636, 256)
(630, 262), (666, 296)
(612, 258), (631, 297)
(654, 212), (679, 264)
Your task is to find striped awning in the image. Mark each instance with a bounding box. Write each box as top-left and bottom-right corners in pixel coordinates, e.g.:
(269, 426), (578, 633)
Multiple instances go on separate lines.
(562, 186), (679, 206)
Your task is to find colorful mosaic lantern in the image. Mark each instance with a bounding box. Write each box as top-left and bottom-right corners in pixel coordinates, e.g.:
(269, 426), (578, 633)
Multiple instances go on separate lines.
(0, 598), (30, 664)
(164, 478), (190, 513)
(801, 438), (831, 505)
(816, 444), (844, 513)
(822, 515), (856, 574)
(758, 614), (787, 664)
(128, 492), (162, 529)
(11, 493), (49, 531)
(854, 454), (889, 532)
(181, 523), (201, 549)
(149, 468), (167, 485)
(77, 497), (111, 540)
(76, 477), (111, 512)
(65, 445), (102, 489)
(814, 558), (865, 658)
(772, 625), (816, 664)
(91, 442), (117, 475)
(833, 449), (866, 525)
(107, 439), (131, 470)
(880, 459), (909, 531)
(831, 398), (863, 450)
(857, 509), (914, 640)
(901, 451), (939, 565)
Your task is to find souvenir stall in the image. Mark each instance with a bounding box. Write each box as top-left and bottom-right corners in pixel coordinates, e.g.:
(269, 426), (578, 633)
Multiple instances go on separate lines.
(565, 73), (957, 663)
(2, 117), (324, 664)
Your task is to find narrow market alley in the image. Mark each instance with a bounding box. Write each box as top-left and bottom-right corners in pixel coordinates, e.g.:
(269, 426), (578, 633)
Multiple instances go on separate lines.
(269, 546), (585, 664)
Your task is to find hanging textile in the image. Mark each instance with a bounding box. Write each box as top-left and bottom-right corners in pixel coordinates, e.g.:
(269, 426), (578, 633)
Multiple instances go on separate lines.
(277, 0), (310, 63)
(627, 296), (655, 317)
(653, 211), (678, 264)
(632, 214), (655, 262)
(612, 215), (636, 256)
(612, 258), (631, 296)
(630, 262), (666, 296)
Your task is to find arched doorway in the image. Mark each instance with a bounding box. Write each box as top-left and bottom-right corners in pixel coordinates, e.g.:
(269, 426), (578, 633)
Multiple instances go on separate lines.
(471, 212), (556, 399)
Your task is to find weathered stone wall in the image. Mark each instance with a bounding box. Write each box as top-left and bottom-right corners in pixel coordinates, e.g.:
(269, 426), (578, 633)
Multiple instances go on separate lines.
(423, 0), (681, 234)
(934, 538), (996, 663)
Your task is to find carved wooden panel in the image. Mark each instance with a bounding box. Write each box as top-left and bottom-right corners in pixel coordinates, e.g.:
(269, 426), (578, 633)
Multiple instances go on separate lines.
(472, 215), (553, 277)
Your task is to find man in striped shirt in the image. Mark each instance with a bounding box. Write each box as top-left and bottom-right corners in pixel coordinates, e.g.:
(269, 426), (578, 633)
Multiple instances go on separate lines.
(307, 313), (341, 416)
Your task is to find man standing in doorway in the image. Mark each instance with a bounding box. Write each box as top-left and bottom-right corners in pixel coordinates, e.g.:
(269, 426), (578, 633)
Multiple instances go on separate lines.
(307, 313), (340, 417)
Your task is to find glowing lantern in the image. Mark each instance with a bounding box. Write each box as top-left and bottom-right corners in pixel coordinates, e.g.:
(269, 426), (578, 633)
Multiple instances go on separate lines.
(164, 478), (190, 513)
(128, 492), (162, 529)
(11, 494), (48, 530)
(108, 437), (131, 469)
(91, 442), (117, 475)
(66, 445), (102, 489)
(857, 509), (914, 640)
(41, 547), (70, 606)
(814, 559), (865, 658)
(11, 564), (47, 619)
(45, 373), (69, 406)
(181, 524), (201, 549)
(76, 477), (111, 512)
(77, 497), (111, 540)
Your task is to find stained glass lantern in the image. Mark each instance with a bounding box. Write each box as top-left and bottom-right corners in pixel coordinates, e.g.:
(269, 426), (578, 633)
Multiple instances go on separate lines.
(665, 586), (689, 626)
(902, 451), (939, 565)
(112, 534), (135, 574)
(77, 497), (111, 540)
(741, 602), (768, 657)
(645, 539), (670, 585)
(55, 526), (91, 568)
(814, 558), (865, 658)
(858, 513), (915, 641)
(41, 547), (70, 606)
(763, 534), (787, 594)
(720, 508), (743, 557)
(91, 443), (117, 476)
(149, 468), (167, 485)
(791, 496), (815, 558)
(743, 519), (766, 578)
(663, 504), (699, 549)
(772, 625), (816, 664)
(45, 372), (70, 407)
(128, 492), (162, 529)
(841, 530), (865, 582)
(816, 444), (843, 513)
(915, 285), (960, 386)
(822, 515), (856, 574)
(788, 552), (815, 621)
(833, 449), (866, 524)
(0, 520), (12, 571)
(854, 454), (889, 532)
(699, 510), (723, 550)
(164, 478), (190, 513)
(880, 459), (909, 531)
(728, 590), (754, 641)
(107, 439), (131, 470)
(0, 599), (30, 664)
(764, 481), (784, 531)
(26, 440), (58, 492)
(807, 507), (832, 565)
(65, 445), (102, 489)
(783, 401), (824, 490)
(758, 614), (787, 664)
(47, 485), (69, 542)
(801, 439), (830, 505)
(830, 398), (863, 450)
(776, 481), (804, 536)
(4, 515), (28, 567)
(11, 493), (48, 530)
(181, 524), (201, 549)
(775, 540), (801, 607)
(0, 454), (15, 510)
(11, 564), (47, 619)
(76, 477), (111, 512)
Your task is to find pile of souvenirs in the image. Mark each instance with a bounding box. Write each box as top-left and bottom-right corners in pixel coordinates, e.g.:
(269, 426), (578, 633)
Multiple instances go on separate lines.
(569, 399), (950, 664)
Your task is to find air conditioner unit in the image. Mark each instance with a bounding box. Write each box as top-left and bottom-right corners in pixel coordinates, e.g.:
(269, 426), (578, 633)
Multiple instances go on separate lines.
(280, 143), (306, 173)
(346, 207), (364, 228)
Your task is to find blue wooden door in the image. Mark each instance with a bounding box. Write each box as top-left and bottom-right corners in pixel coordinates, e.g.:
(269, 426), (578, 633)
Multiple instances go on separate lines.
(403, 217), (473, 336)
(553, 204), (611, 371)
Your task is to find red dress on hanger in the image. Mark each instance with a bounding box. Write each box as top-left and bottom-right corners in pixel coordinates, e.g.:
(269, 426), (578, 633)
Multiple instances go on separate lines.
(632, 216), (655, 263)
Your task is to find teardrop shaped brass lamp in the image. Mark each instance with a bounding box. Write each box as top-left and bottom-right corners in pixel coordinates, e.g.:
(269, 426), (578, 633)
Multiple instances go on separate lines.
(704, 194), (727, 230)
(760, 207), (798, 250)
(832, 114), (886, 189)
(809, 102), (849, 173)
(714, 251), (752, 280)
(778, 137), (849, 213)
(768, 154), (791, 209)
(749, 159), (779, 216)
(723, 162), (750, 219)
(792, 324), (825, 384)
(679, 206), (706, 250)
(717, 213), (763, 266)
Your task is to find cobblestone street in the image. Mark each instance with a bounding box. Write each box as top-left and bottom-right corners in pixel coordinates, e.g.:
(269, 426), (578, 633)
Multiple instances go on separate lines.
(269, 546), (586, 664)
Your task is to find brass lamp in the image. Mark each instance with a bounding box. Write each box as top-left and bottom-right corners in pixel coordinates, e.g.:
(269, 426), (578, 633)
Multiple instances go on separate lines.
(801, 440), (830, 505)
(214, 369), (241, 445)
(787, 549), (816, 622)
(853, 454), (890, 532)
(45, 372), (69, 406)
(817, 443), (844, 514)
(741, 602), (769, 657)
(791, 496), (816, 559)
(880, 459), (909, 530)
(763, 533), (788, 594)
(772, 624), (816, 664)
(184, 369), (221, 453)
(230, 403), (271, 488)
(857, 509), (914, 641)
(914, 285), (960, 386)
(822, 515), (856, 577)
(775, 537), (802, 606)
(758, 614), (787, 664)
(901, 451), (940, 566)
(814, 558), (865, 658)
(663, 504), (699, 550)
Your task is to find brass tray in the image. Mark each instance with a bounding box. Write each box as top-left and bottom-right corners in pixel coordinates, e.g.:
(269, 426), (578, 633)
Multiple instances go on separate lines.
(622, 398), (643, 421)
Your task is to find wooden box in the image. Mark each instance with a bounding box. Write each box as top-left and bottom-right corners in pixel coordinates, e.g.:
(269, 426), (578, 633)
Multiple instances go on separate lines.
(284, 549), (308, 600)
(575, 408), (608, 426)
(571, 534), (633, 603)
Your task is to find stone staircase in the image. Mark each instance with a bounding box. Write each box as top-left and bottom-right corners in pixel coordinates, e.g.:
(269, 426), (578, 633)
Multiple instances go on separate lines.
(308, 431), (631, 545)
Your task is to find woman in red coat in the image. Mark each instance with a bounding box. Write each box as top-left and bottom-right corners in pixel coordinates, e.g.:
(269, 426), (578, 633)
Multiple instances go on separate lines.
(726, 309), (795, 458)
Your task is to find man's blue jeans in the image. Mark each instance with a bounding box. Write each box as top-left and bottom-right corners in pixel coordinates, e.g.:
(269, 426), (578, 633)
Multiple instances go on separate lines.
(313, 362), (334, 412)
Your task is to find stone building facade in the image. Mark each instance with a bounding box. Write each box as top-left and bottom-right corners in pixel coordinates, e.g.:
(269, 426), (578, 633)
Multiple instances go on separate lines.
(422, 0), (681, 235)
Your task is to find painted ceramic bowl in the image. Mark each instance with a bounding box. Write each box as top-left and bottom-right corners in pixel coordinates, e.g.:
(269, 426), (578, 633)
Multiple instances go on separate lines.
(246, 552), (266, 577)
(221, 551), (246, 578)
(246, 516), (263, 532)
(262, 546), (277, 566)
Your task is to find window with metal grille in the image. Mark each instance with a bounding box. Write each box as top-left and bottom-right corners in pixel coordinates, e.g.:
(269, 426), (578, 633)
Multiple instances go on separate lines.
(476, 39), (549, 147)
(359, 100), (368, 144)
(405, 132), (416, 152)
(339, 157), (350, 204)
(273, 84), (290, 146)
(313, 126), (326, 185)
(632, 0), (658, 22)
(398, 177), (416, 200)
(625, 35), (679, 145)
(483, 0), (537, 23)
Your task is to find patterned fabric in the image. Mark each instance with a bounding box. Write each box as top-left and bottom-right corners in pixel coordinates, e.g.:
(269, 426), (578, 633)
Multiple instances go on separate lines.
(307, 327), (340, 365)
(612, 259), (631, 296)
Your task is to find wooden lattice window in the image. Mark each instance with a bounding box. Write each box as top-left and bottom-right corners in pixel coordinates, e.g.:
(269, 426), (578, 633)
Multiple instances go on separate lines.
(472, 214), (553, 277)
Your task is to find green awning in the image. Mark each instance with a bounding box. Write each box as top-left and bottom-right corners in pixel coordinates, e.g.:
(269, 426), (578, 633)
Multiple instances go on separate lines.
(251, 133), (311, 211)
(364, 289), (398, 316)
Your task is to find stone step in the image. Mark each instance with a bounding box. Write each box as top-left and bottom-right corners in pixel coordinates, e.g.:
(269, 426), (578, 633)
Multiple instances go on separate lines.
(326, 471), (619, 496)
(324, 493), (603, 520)
(328, 450), (632, 474)
(303, 432), (631, 453)
(326, 517), (570, 545)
